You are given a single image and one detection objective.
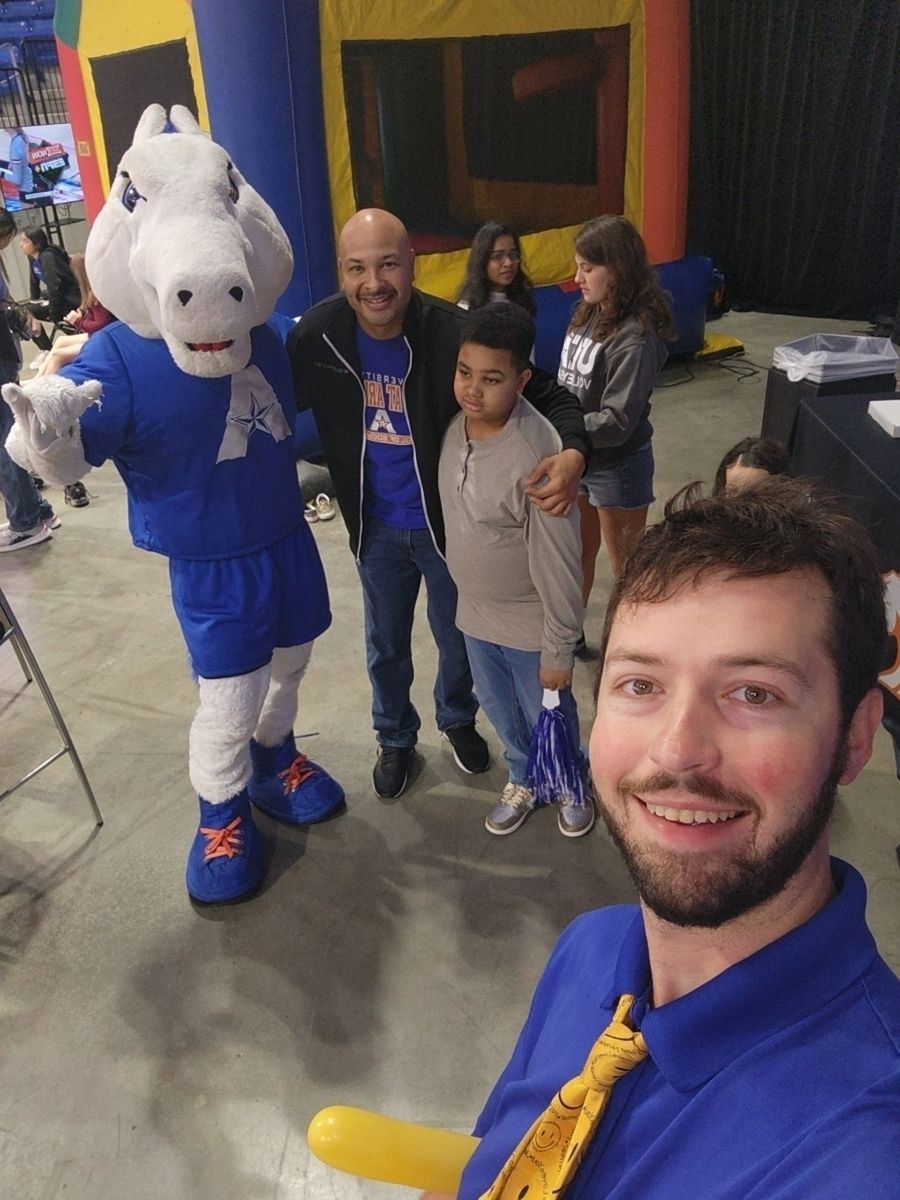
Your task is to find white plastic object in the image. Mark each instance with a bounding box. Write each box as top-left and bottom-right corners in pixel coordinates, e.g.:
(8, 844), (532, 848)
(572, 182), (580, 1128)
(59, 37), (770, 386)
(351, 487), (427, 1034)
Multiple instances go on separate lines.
(542, 688), (560, 709)
(868, 399), (900, 437)
(772, 334), (898, 384)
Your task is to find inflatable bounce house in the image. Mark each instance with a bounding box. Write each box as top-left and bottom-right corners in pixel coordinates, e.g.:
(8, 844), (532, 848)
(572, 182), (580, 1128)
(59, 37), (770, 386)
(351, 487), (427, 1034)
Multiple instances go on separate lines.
(54, 0), (709, 366)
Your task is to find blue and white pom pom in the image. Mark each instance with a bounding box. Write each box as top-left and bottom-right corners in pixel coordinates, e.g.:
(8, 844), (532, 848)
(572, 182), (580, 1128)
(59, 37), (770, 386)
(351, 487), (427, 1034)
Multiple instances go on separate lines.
(526, 689), (585, 808)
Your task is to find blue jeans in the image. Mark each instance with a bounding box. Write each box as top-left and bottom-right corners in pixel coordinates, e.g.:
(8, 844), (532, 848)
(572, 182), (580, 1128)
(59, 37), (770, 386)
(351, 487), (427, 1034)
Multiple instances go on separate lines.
(464, 634), (584, 786)
(0, 361), (52, 532)
(357, 518), (478, 747)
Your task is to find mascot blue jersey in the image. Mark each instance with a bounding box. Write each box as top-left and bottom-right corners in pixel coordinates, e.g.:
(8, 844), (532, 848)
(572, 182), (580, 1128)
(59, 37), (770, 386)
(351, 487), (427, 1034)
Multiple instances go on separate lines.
(62, 321), (303, 560)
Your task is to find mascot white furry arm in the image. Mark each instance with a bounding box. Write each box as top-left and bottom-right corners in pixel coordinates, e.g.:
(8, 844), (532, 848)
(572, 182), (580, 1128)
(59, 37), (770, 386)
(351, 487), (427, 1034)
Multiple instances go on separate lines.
(3, 105), (344, 905)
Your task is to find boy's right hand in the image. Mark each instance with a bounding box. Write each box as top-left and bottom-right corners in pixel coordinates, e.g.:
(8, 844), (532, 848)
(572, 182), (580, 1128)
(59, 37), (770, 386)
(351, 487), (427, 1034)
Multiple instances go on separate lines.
(540, 666), (573, 690)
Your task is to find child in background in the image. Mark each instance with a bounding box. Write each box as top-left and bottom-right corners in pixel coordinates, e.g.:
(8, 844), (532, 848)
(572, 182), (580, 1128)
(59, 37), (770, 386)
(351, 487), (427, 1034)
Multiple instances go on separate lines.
(457, 220), (536, 316)
(36, 253), (116, 378)
(713, 436), (790, 494)
(438, 305), (592, 838)
(560, 215), (673, 603)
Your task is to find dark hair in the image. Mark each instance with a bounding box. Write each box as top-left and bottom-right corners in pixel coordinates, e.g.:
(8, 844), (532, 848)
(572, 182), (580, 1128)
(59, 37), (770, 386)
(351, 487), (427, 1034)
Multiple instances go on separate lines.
(457, 220), (536, 316)
(0, 208), (15, 245)
(598, 477), (887, 732)
(713, 437), (790, 494)
(23, 227), (47, 251)
(572, 214), (674, 339)
(459, 303), (535, 372)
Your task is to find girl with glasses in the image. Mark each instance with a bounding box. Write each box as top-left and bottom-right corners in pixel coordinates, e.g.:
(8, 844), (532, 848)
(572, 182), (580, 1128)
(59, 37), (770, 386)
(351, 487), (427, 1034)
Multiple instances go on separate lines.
(457, 220), (536, 316)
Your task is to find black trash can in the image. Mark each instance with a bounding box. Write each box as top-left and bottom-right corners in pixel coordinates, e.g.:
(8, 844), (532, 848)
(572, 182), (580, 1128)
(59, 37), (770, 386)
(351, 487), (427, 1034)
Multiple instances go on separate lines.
(761, 334), (898, 450)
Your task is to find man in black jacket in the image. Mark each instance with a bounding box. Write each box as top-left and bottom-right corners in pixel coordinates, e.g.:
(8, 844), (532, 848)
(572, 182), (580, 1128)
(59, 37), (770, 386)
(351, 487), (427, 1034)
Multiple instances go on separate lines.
(288, 209), (589, 799)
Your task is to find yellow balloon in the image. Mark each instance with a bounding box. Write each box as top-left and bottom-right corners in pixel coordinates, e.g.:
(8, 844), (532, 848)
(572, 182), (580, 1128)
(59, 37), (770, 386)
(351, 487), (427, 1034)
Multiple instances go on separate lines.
(307, 1105), (479, 1193)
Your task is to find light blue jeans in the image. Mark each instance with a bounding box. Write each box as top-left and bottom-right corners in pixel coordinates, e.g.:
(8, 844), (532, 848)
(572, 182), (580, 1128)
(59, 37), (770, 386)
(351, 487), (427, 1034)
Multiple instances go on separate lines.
(0, 360), (52, 532)
(464, 634), (584, 786)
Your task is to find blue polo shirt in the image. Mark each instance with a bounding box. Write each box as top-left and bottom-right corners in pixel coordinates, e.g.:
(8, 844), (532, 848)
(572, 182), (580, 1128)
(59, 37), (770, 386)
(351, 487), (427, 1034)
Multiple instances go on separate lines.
(460, 859), (900, 1199)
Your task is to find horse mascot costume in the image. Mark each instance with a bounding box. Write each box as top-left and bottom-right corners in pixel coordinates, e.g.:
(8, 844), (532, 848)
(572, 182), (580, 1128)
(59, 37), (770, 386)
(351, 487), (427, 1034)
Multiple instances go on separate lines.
(3, 105), (344, 904)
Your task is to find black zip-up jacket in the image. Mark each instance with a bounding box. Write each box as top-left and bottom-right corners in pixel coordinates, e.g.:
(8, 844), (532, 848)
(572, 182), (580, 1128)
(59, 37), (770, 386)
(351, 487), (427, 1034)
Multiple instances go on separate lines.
(287, 288), (590, 557)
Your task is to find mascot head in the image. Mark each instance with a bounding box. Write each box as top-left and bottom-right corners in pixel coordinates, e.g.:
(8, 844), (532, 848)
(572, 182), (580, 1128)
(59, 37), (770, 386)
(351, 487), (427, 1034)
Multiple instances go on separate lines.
(85, 104), (293, 378)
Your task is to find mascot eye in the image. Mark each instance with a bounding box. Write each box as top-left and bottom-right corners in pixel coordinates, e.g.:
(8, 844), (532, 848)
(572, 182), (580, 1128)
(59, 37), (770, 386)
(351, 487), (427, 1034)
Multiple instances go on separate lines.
(121, 180), (145, 212)
(227, 167), (239, 204)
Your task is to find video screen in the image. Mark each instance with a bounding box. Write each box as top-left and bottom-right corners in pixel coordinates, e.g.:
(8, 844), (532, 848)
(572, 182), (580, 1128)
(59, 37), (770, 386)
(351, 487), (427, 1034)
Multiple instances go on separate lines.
(0, 123), (83, 211)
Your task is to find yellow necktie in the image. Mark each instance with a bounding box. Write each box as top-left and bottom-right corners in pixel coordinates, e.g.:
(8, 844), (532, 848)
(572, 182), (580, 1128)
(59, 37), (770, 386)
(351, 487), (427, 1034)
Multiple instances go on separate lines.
(479, 993), (648, 1200)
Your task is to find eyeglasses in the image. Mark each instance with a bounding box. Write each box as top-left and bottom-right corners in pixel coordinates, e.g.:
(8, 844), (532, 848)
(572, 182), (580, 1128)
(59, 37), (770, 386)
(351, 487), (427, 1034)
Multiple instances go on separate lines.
(487, 249), (521, 263)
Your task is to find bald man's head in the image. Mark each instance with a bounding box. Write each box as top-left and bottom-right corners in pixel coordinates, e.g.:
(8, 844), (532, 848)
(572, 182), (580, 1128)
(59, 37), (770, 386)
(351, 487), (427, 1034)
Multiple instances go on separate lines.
(338, 208), (415, 340)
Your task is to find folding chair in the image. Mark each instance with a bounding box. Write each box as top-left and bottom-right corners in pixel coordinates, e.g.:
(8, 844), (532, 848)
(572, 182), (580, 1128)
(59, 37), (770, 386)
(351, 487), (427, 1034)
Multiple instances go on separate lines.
(0, 584), (103, 824)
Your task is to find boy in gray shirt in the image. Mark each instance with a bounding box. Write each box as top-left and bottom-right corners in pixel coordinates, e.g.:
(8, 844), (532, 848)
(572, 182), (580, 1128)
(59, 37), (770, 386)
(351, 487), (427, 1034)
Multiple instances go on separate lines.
(438, 305), (593, 837)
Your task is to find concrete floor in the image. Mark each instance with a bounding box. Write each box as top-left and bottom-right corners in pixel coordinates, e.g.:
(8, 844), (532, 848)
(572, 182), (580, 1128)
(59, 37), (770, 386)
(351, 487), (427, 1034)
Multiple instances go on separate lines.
(1, 311), (898, 1199)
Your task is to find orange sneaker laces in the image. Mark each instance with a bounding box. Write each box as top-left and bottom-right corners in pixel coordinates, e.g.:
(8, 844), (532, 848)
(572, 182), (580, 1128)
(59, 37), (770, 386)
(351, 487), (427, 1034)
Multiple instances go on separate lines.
(200, 815), (243, 861)
(278, 753), (317, 793)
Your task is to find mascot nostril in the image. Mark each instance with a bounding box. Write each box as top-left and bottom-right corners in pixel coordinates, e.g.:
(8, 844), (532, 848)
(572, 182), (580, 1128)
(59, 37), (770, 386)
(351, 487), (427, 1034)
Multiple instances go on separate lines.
(0, 102), (342, 907)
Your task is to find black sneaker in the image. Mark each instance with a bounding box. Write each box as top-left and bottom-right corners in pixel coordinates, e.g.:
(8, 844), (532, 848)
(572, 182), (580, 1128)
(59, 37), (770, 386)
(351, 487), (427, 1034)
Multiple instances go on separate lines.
(442, 722), (490, 774)
(64, 482), (89, 508)
(373, 745), (414, 798)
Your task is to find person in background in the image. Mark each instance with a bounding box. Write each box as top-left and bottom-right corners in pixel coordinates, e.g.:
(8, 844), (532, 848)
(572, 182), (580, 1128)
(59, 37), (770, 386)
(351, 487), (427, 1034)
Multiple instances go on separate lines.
(439, 304), (592, 838)
(457, 221), (536, 316)
(713, 435), (790, 494)
(448, 478), (898, 1200)
(35, 252), (116, 377)
(21, 242), (91, 509)
(7, 125), (34, 203)
(0, 209), (58, 550)
(20, 227), (81, 353)
(558, 215), (673, 612)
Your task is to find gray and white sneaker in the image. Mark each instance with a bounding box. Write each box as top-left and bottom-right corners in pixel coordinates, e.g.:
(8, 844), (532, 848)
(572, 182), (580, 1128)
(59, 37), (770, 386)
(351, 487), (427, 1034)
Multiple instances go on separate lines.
(485, 782), (536, 836)
(558, 790), (596, 838)
(0, 522), (52, 552)
(0, 511), (59, 532)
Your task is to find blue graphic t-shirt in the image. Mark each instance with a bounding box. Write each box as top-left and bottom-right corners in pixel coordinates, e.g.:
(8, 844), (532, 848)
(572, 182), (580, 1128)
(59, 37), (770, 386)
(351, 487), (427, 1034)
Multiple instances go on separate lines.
(356, 326), (426, 529)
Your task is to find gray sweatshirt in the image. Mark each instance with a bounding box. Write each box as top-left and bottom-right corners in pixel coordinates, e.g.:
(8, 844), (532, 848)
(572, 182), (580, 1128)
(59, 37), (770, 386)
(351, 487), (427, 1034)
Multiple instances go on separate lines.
(557, 314), (668, 470)
(438, 397), (583, 670)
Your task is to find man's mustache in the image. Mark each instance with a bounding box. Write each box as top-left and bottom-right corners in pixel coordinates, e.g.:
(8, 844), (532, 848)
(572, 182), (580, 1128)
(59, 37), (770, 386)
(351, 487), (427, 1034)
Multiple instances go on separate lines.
(617, 770), (759, 815)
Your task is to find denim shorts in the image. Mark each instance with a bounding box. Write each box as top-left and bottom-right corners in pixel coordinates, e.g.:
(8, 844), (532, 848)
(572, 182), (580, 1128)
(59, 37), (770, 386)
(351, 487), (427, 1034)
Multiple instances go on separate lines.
(579, 440), (655, 510)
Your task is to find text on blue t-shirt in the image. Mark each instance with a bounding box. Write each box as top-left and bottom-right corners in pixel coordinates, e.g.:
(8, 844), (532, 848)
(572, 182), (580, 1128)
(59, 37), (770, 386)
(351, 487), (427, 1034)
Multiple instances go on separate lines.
(356, 326), (426, 529)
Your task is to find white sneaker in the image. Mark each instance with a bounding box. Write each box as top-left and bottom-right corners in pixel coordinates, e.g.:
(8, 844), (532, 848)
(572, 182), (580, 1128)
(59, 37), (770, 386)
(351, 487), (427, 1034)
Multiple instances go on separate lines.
(28, 350), (50, 371)
(304, 502), (319, 524)
(0, 522), (52, 552)
(315, 492), (336, 521)
(0, 514), (60, 532)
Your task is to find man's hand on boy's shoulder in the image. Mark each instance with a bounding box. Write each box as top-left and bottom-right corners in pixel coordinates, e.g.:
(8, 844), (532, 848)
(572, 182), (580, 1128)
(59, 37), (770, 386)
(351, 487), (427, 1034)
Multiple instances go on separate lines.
(540, 666), (573, 691)
(523, 447), (584, 516)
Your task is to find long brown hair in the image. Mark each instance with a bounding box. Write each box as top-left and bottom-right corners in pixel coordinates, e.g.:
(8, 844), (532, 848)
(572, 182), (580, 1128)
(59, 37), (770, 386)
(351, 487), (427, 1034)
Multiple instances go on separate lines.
(69, 253), (95, 310)
(457, 220), (536, 316)
(572, 215), (674, 340)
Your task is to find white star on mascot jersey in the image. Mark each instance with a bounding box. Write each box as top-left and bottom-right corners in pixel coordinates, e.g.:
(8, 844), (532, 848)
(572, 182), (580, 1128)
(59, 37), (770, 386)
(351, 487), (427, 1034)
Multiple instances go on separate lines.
(3, 104), (344, 905)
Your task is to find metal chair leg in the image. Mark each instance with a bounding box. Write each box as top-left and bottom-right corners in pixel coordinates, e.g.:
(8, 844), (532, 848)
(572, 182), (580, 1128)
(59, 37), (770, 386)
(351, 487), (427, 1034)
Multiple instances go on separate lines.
(0, 586), (103, 825)
(1, 612), (32, 682)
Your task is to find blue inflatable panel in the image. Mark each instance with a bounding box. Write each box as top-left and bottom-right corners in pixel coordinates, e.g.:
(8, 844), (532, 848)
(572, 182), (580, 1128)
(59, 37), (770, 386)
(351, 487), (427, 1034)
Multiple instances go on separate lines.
(533, 254), (713, 373)
(655, 255), (714, 357)
(192, 0), (336, 317)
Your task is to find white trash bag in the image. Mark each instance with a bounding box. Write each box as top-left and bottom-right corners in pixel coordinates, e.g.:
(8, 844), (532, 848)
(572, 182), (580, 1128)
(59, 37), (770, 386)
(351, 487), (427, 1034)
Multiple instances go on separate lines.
(772, 334), (898, 384)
